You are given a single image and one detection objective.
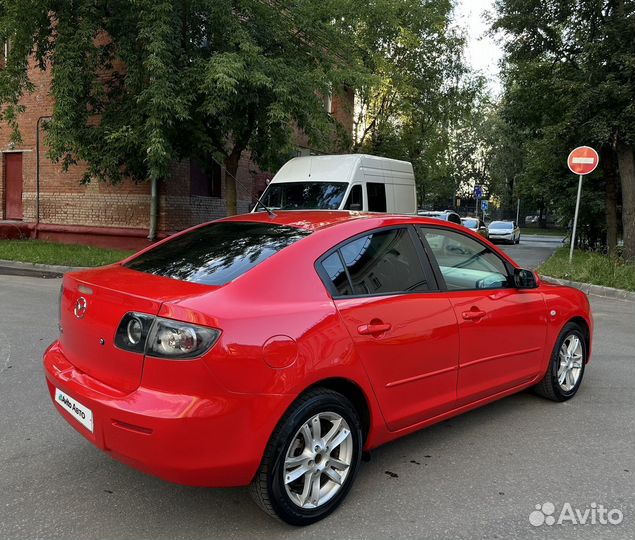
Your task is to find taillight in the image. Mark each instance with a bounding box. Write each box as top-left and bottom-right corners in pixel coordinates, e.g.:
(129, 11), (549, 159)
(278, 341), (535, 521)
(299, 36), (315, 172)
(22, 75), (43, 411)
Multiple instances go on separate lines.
(146, 318), (221, 359)
(114, 312), (221, 360)
(115, 313), (155, 353)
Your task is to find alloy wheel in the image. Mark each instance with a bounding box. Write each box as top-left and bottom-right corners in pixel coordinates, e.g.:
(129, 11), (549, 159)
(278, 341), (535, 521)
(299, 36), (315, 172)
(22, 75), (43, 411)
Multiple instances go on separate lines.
(557, 334), (583, 392)
(283, 411), (353, 509)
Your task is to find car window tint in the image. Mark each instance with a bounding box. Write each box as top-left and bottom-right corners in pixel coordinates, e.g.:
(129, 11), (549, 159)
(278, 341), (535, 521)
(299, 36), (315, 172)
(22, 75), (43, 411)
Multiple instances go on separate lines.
(421, 228), (510, 290)
(344, 184), (363, 210)
(125, 222), (311, 286)
(367, 182), (387, 212)
(320, 252), (352, 296)
(337, 228), (428, 295)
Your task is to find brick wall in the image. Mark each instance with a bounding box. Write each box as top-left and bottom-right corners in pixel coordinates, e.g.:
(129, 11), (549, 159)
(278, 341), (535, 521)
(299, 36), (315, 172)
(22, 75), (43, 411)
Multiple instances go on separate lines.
(1, 56), (354, 246)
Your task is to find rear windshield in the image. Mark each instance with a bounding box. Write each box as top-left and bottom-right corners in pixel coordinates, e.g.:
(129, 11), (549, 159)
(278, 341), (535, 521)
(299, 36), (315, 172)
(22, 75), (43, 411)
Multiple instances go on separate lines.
(125, 222), (311, 285)
(260, 182), (347, 210)
(489, 221), (512, 229)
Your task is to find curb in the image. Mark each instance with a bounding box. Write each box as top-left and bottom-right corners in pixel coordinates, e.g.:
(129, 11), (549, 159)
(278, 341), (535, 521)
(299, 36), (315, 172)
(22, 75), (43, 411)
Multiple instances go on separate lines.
(0, 259), (87, 278)
(541, 275), (635, 302)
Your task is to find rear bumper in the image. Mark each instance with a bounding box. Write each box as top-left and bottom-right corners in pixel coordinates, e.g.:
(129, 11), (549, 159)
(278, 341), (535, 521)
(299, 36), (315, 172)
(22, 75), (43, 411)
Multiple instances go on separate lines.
(43, 342), (294, 487)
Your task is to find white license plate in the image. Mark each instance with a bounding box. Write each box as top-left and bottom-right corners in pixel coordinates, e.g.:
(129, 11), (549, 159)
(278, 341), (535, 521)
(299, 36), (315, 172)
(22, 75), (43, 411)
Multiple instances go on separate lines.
(55, 388), (94, 433)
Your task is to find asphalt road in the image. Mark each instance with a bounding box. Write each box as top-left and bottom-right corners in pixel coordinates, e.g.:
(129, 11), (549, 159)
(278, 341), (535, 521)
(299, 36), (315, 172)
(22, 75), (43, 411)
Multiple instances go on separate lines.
(499, 234), (566, 270)
(1, 238), (633, 540)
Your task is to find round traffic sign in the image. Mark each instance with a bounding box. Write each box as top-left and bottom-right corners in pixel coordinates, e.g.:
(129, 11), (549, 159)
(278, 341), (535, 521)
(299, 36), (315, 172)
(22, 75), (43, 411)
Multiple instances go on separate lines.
(567, 146), (599, 175)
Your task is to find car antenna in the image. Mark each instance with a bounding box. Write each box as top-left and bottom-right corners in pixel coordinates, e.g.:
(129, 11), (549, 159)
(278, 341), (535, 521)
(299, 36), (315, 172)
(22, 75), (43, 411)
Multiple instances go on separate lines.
(210, 156), (277, 218)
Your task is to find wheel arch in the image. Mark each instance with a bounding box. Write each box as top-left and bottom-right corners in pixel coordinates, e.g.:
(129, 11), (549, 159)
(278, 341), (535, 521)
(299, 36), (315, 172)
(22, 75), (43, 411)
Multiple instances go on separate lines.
(565, 316), (591, 362)
(303, 377), (372, 443)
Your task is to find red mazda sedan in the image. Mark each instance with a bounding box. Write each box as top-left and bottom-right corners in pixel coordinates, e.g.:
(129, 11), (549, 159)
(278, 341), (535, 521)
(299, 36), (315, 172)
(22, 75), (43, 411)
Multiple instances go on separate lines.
(44, 211), (592, 525)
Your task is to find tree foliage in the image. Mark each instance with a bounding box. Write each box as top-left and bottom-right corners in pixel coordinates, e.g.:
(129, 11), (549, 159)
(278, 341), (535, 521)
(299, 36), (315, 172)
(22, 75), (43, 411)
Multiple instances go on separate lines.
(491, 0), (635, 259)
(0, 1), (361, 211)
(351, 0), (486, 209)
(0, 0), (485, 216)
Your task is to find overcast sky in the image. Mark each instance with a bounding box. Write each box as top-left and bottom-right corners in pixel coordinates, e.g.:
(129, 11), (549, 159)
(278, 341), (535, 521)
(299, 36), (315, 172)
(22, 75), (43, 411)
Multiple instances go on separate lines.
(455, 0), (503, 95)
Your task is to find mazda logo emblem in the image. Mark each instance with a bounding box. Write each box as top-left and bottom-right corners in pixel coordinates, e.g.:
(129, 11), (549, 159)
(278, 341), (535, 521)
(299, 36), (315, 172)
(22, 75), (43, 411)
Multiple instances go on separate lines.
(74, 297), (88, 319)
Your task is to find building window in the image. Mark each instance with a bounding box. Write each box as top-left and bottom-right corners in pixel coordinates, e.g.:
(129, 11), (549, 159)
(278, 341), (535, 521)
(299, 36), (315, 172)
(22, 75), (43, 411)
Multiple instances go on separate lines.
(190, 159), (222, 198)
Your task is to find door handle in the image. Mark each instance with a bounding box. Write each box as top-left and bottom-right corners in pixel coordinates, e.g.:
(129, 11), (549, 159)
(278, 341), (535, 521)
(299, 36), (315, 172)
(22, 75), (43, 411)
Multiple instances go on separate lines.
(357, 322), (392, 335)
(462, 309), (486, 321)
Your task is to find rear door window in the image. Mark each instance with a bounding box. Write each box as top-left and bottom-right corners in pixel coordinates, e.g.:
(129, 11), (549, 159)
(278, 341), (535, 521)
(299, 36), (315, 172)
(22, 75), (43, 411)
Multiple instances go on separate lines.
(318, 227), (431, 296)
(125, 222), (311, 285)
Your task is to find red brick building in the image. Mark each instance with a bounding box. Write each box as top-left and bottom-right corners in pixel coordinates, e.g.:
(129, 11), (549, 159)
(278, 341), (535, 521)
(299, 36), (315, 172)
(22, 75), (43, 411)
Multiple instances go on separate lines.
(0, 56), (354, 249)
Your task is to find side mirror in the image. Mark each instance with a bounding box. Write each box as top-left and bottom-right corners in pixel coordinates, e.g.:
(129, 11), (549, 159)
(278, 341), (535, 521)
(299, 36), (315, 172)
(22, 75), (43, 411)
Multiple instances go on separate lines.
(514, 268), (538, 289)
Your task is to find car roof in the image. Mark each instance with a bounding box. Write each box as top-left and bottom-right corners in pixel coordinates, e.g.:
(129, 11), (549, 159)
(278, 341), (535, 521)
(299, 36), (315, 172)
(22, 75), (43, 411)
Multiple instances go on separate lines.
(218, 210), (448, 232)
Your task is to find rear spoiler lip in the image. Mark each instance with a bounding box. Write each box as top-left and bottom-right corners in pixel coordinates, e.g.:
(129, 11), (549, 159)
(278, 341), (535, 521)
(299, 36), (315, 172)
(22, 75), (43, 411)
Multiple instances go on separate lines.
(63, 266), (218, 307)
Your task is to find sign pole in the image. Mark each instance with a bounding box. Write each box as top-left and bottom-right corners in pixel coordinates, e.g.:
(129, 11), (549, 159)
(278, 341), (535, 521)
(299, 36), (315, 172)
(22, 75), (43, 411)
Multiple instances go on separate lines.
(566, 146), (599, 264)
(516, 198), (520, 225)
(569, 174), (583, 263)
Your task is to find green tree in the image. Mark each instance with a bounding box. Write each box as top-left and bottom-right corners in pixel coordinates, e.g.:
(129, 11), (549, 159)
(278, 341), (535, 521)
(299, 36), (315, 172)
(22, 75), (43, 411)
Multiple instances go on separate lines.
(492, 0), (635, 259)
(0, 1), (366, 226)
(350, 0), (487, 210)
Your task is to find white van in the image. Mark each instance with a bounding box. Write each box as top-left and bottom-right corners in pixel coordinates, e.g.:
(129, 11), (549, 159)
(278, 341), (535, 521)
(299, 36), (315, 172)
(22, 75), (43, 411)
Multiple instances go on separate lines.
(252, 154), (417, 214)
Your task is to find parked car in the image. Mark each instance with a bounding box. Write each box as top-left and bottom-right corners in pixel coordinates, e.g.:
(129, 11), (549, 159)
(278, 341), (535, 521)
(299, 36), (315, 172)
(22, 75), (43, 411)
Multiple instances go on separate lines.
(254, 154), (417, 214)
(44, 211), (592, 526)
(417, 209), (462, 225)
(461, 217), (488, 238)
(488, 220), (521, 244)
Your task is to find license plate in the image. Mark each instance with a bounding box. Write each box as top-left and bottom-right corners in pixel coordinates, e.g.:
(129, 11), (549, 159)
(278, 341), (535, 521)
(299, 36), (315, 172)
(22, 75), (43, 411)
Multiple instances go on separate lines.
(54, 388), (94, 432)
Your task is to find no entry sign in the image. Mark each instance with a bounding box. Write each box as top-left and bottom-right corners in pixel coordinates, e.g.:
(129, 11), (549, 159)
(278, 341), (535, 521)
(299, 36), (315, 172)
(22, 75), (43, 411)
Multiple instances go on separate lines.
(567, 145), (599, 263)
(567, 146), (599, 175)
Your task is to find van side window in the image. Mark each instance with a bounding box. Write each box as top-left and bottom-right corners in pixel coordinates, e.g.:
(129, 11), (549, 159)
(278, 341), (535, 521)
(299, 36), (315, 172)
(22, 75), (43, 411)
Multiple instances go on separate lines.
(367, 182), (387, 212)
(344, 184), (363, 211)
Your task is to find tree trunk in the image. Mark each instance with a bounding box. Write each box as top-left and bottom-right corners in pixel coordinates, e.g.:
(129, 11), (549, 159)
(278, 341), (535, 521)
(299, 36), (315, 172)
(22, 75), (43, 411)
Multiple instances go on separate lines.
(602, 146), (619, 256)
(224, 147), (243, 216)
(617, 141), (635, 262)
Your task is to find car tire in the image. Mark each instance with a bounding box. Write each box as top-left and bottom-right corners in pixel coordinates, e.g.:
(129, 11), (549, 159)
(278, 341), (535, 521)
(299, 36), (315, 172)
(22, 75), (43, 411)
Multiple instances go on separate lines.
(533, 322), (587, 401)
(250, 388), (363, 526)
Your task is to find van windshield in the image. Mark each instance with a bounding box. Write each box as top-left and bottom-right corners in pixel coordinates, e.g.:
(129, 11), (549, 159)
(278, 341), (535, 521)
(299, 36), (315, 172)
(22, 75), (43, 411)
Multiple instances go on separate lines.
(259, 182), (348, 210)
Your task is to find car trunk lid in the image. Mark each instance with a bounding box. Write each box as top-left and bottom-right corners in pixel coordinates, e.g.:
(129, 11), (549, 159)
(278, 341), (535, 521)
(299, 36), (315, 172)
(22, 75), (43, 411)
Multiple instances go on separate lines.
(59, 265), (212, 394)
